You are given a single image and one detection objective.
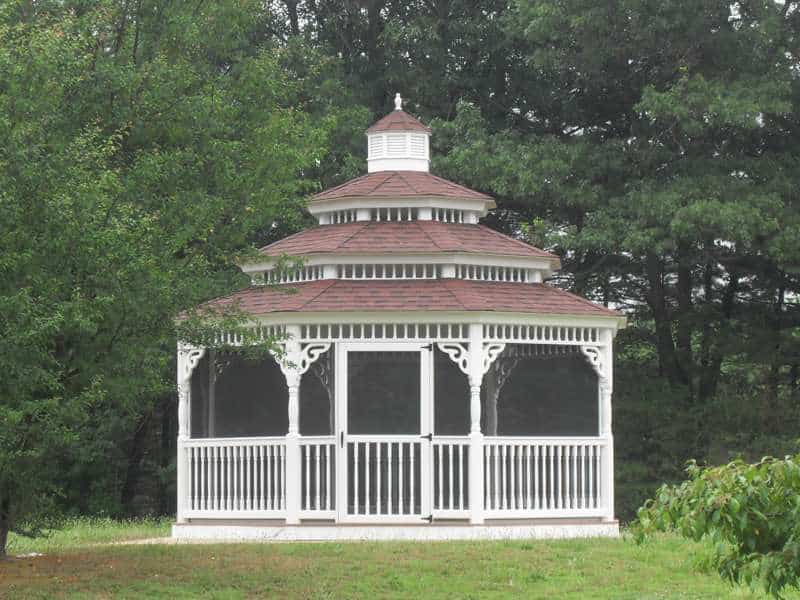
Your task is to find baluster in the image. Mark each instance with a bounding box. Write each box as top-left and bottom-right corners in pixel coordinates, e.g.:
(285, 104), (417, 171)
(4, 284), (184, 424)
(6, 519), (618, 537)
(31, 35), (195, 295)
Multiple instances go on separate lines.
(458, 445), (465, 510)
(437, 445), (444, 510)
(354, 442), (360, 515)
(305, 445), (311, 511)
(533, 445), (539, 510)
(409, 443), (415, 514)
(235, 446), (241, 511)
(500, 444), (507, 510)
(484, 445), (490, 510)
(266, 446), (272, 510)
(578, 445), (584, 509)
(494, 444), (501, 510)
(398, 443), (404, 514)
(589, 445), (595, 509)
(570, 445), (577, 509)
(448, 444), (454, 511)
(388, 443), (393, 515)
(224, 446), (231, 511)
(516, 445), (523, 509)
(548, 445), (554, 510)
(376, 442), (382, 514)
(257, 446), (263, 511)
(556, 445), (563, 509)
(189, 447), (197, 511)
(508, 445), (515, 510)
(280, 444), (286, 510)
(315, 444), (321, 511)
(248, 445), (254, 510)
(365, 443), (371, 515)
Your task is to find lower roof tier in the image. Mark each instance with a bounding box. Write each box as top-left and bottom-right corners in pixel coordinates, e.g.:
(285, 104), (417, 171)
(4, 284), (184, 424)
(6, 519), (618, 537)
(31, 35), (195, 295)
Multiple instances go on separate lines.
(200, 279), (619, 319)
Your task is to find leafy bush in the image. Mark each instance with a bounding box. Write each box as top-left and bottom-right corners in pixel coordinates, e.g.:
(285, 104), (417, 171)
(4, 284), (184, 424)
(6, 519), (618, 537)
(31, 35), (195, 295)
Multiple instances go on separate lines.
(632, 455), (800, 597)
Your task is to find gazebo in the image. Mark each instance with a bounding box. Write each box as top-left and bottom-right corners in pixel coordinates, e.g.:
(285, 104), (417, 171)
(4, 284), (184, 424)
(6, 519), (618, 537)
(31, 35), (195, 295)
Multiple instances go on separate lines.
(173, 95), (626, 541)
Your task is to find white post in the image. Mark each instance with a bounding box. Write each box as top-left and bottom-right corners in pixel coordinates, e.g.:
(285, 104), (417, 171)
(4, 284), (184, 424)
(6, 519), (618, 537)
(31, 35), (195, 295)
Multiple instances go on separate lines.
(284, 325), (302, 525)
(467, 323), (484, 524)
(176, 344), (205, 523)
(600, 328), (615, 522)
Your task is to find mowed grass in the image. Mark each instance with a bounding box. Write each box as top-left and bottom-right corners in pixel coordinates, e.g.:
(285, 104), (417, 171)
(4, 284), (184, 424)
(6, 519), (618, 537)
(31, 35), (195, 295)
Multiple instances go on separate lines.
(1, 521), (796, 599)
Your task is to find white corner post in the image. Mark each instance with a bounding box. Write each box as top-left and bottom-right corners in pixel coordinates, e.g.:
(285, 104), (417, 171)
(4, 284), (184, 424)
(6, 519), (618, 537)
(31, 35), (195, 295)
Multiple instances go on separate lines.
(467, 323), (485, 525)
(282, 325), (303, 525)
(176, 343), (205, 523)
(600, 328), (615, 523)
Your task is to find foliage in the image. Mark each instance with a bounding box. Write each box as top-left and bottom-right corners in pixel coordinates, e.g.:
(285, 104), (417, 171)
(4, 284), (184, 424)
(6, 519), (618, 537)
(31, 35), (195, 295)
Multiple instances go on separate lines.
(0, 0), (347, 555)
(633, 455), (800, 597)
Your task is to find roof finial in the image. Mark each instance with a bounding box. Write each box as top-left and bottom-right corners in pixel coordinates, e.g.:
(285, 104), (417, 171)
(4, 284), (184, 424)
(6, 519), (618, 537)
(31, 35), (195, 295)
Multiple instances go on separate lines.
(394, 93), (402, 111)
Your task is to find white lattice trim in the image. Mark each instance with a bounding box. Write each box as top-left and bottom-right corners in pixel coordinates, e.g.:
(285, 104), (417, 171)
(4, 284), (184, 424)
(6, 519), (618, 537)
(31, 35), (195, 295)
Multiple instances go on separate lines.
(482, 343), (507, 376)
(301, 322), (469, 341)
(436, 342), (470, 375)
(484, 324), (600, 345)
(178, 345), (206, 384)
(580, 346), (610, 391)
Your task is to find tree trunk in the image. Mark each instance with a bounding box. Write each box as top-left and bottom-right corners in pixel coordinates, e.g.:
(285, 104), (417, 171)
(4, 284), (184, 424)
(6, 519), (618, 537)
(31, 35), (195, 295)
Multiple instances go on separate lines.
(121, 413), (152, 516)
(645, 252), (687, 386)
(0, 495), (10, 558)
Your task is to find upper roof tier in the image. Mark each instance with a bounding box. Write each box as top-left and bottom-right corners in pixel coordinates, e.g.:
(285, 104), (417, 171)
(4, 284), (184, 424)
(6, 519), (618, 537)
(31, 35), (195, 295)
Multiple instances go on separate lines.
(309, 94), (495, 223)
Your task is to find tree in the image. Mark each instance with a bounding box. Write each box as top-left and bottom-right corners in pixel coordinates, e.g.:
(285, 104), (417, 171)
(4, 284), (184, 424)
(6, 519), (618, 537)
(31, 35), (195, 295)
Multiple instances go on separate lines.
(633, 455), (800, 597)
(0, 0), (342, 555)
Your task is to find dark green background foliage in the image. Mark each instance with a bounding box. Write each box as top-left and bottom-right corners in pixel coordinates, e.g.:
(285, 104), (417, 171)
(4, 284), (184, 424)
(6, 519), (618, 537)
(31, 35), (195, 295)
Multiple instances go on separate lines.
(0, 0), (798, 552)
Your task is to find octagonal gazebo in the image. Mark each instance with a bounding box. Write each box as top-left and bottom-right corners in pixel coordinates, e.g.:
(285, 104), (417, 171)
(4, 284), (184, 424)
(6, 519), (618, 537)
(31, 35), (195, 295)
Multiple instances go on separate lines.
(174, 95), (626, 540)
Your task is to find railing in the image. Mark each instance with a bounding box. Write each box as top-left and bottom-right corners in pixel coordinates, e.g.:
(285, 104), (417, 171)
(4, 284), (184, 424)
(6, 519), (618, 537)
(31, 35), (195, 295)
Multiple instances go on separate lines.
(432, 437), (470, 516)
(483, 437), (607, 517)
(181, 435), (609, 521)
(346, 437), (423, 519)
(300, 437), (336, 516)
(184, 437), (286, 517)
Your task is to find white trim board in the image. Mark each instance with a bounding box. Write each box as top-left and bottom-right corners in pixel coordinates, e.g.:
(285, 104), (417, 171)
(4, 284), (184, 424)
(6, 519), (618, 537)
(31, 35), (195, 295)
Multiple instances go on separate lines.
(172, 521), (619, 541)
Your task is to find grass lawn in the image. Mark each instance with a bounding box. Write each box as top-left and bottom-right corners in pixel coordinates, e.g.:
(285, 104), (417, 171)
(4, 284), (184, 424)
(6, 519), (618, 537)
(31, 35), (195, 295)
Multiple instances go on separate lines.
(1, 520), (795, 599)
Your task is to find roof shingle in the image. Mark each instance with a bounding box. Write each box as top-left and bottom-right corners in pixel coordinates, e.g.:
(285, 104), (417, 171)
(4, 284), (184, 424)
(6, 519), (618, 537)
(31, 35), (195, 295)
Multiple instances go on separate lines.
(200, 280), (619, 318)
(311, 171), (492, 202)
(259, 221), (556, 260)
(366, 110), (431, 133)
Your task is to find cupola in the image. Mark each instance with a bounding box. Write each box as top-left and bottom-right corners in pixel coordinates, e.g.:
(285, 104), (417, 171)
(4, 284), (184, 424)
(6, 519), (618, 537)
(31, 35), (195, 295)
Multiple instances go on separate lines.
(366, 94), (431, 173)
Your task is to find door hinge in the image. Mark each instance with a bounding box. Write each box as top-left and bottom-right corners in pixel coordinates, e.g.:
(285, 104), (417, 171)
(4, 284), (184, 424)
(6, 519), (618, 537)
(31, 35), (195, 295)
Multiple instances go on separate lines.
(423, 514), (433, 523)
(421, 343), (433, 351)
(421, 433), (433, 441)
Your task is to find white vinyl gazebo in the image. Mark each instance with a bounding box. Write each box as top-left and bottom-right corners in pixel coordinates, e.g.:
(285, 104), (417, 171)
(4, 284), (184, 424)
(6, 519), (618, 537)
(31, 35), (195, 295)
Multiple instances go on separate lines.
(173, 95), (626, 541)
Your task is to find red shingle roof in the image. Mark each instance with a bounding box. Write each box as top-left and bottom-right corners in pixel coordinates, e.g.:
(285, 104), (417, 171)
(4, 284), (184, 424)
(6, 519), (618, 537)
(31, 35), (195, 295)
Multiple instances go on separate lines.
(259, 221), (556, 260)
(199, 280), (619, 318)
(311, 171), (492, 202)
(366, 110), (431, 133)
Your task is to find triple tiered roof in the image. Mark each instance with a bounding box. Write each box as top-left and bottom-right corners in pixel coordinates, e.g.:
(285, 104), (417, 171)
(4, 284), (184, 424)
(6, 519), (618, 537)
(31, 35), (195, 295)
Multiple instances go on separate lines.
(204, 95), (617, 320)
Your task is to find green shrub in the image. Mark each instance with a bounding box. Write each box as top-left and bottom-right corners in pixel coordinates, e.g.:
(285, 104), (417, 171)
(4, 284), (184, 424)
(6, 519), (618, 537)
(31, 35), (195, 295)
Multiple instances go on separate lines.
(632, 454), (800, 598)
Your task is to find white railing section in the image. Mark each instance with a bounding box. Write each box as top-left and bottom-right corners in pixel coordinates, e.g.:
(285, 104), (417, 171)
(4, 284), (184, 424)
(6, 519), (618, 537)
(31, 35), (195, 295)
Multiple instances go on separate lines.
(319, 210), (357, 225)
(300, 322), (469, 342)
(300, 437), (336, 514)
(483, 438), (606, 516)
(433, 208), (464, 223)
(484, 324), (600, 345)
(185, 437), (286, 516)
(433, 438), (470, 515)
(372, 207), (418, 221)
(458, 265), (531, 282)
(338, 263), (439, 280)
(266, 265), (323, 284)
(347, 438), (422, 517)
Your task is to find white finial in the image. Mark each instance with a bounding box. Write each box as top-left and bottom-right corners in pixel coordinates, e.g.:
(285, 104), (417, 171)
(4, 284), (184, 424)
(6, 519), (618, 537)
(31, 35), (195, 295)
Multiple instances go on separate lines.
(394, 93), (402, 111)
